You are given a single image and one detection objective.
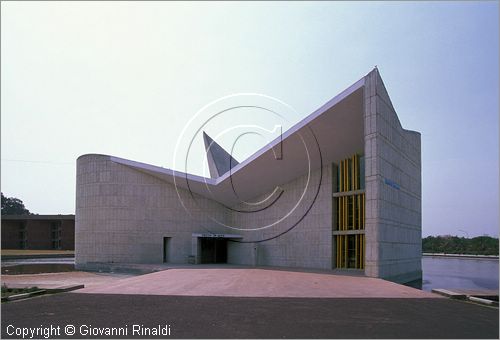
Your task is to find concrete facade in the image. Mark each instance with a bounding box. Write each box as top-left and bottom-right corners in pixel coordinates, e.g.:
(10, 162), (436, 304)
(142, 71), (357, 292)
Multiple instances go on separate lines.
(76, 155), (229, 265)
(363, 70), (422, 283)
(75, 69), (421, 283)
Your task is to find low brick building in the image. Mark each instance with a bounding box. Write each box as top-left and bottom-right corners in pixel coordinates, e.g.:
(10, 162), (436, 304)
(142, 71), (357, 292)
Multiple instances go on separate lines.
(1, 215), (75, 250)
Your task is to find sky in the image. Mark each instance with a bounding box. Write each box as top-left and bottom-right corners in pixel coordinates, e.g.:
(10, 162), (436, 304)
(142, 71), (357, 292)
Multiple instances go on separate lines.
(1, 1), (498, 237)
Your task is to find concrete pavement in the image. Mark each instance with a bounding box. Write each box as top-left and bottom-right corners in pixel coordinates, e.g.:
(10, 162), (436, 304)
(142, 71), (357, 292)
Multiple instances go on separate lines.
(74, 268), (437, 298)
(2, 293), (498, 338)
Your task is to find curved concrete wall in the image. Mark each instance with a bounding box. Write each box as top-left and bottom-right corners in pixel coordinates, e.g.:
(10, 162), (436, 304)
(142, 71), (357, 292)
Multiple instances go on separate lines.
(75, 154), (229, 268)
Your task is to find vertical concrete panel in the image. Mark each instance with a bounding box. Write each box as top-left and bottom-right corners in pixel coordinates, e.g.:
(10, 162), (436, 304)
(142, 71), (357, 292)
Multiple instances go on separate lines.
(229, 164), (333, 270)
(363, 69), (422, 283)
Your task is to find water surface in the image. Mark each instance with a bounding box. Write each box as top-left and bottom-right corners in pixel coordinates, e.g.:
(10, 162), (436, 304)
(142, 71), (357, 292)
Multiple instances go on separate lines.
(422, 256), (499, 291)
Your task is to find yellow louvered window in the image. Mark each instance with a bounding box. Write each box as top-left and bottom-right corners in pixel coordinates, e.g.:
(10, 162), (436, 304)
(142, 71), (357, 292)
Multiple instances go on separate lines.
(334, 154), (365, 269)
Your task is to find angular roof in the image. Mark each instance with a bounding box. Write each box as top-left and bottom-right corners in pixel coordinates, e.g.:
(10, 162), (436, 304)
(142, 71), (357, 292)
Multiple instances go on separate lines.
(82, 68), (417, 207)
(108, 71), (368, 206)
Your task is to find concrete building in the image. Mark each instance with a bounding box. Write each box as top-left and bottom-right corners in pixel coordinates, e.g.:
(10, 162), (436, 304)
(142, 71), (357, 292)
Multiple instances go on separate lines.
(1, 215), (75, 250)
(75, 69), (422, 283)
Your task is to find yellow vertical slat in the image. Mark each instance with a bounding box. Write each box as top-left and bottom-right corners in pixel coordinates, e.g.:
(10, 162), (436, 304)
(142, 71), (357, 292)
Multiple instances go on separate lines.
(355, 234), (358, 269)
(358, 195), (361, 230)
(340, 197), (342, 231)
(354, 195), (359, 230)
(353, 196), (356, 230)
(340, 197), (344, 230)
(341, 197), (344, 231)
(342, 197), (344, 231)
(338, 198), (340, 231)
(341, 197), (343, 231)
(343, 197), (346, 231)
(337, 197), (340, 231)
(344, 196), (347, 231)
(344, 234), (347, 268)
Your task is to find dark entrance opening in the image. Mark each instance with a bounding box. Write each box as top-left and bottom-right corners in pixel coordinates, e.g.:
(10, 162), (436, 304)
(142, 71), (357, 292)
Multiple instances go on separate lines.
(163, 237), (171, 263)
(200, 237), (227, 264)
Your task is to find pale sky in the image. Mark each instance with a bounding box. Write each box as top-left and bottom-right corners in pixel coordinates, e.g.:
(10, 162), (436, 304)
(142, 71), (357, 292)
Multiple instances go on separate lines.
(1, 1), (498, 237)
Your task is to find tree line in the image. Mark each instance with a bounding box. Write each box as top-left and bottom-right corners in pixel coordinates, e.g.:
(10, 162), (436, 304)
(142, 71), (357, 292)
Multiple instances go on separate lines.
(422, 235), (499, 256)
(1, 192), (32, 215)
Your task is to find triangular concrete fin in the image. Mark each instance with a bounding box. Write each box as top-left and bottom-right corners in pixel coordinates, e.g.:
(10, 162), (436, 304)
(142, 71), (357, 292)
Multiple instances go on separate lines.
(373, 67), (396, 112)
(203, 132), (239, 178)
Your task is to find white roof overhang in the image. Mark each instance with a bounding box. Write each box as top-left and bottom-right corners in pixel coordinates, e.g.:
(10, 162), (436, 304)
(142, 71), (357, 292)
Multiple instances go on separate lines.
(109, 76), (365, 207)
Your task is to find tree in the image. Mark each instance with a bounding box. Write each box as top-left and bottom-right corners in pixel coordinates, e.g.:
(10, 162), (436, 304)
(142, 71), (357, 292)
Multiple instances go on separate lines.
(1, 192), (31, 215)
(422, 235), (499, 255)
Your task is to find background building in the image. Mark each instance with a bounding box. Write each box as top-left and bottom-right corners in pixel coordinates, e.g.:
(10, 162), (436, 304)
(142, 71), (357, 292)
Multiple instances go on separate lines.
(1, 215), (75, 250)
(75, 69), (422, 283)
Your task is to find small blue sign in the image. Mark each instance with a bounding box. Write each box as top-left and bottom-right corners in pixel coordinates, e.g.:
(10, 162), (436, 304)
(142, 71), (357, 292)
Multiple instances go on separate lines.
(384, 178), (400, 190)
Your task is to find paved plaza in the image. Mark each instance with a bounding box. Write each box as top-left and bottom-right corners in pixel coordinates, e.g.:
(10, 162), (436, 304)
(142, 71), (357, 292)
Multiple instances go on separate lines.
(2, 267), (498, 338)
(74, 268), (436, 298)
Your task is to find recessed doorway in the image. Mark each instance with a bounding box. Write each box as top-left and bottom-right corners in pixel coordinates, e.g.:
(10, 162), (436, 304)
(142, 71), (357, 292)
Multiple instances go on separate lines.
(163, 237), (171, 263)
(200, 237), (227, 264)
